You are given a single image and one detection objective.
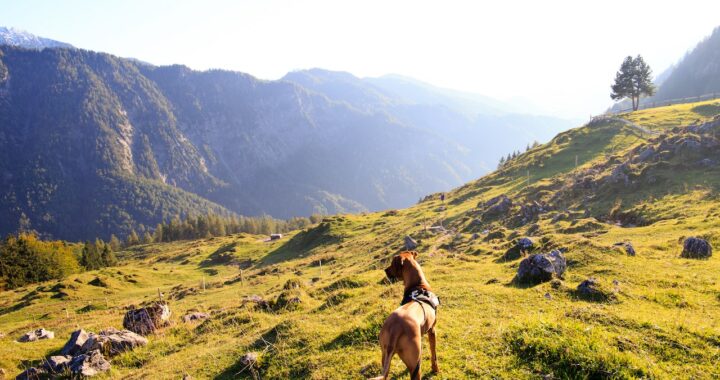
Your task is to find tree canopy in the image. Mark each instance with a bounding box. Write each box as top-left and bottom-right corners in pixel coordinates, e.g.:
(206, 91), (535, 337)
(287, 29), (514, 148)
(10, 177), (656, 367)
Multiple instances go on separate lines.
(611, 55), (655, 111)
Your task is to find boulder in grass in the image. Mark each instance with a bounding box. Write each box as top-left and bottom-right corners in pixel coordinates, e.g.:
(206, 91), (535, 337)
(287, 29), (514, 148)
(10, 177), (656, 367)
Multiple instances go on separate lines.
(123, 303), (171, 335)
(681, 237), (712, 259)
(516, 250), (566, 284)
(18, 328), (54, 342)
(403, 236), (418, 250)
(69, 350), (110, 377)
(483, 195), (512, 218)
(81, 328), (148, 357)
(517, 238), (534, 251)
(576, 277), (615, 302)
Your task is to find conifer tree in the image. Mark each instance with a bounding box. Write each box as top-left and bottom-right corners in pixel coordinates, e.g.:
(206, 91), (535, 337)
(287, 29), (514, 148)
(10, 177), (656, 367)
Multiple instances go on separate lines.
(611, 55), (655, 111)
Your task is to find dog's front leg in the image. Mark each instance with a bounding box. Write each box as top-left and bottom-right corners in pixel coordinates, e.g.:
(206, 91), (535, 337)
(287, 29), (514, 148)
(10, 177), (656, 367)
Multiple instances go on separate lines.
(428, 328), (439, 373)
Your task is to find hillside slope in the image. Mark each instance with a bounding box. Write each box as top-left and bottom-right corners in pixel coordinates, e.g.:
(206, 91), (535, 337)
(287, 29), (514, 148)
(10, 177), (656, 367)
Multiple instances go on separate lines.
(1, 101), (719, 379)
(0, 46), (573, 241)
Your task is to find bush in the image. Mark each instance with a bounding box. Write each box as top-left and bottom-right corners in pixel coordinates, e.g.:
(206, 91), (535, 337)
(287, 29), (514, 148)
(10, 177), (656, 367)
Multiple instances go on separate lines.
(0, 233), (80, 289)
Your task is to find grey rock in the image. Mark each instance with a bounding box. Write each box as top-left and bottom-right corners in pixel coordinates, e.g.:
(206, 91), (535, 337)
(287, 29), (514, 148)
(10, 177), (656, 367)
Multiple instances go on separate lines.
(517, 238), (534, 251)
(182, 312), (210, 323)
(577, 278), (601, 296)
(610, 163), (630, 185)
(516, 250), (566, 284)
(483, 195), (512, 218)
(81, 328), (148, 357)
(636, 147), (655, 162)
(18, 328), (54, 342)
(123, 303), (171, 335)
(61, 329), (89, 356)
(69, 350), (110, 377)
(681, 237), (712, 259)
(403, 235), (418, 250)
(44, 355), (72, 373)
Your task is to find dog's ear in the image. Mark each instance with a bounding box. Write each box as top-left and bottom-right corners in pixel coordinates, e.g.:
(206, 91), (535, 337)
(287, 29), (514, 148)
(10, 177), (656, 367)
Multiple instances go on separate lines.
(411, 251), (418, 258)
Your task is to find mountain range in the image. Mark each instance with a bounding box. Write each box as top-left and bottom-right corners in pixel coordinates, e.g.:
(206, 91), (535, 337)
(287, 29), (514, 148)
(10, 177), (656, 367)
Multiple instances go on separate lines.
(0, 29), (577, 240)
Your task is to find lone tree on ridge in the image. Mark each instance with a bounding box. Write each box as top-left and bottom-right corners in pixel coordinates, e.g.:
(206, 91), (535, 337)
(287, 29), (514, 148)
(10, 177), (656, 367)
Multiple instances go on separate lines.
(610, 55), (655, 111)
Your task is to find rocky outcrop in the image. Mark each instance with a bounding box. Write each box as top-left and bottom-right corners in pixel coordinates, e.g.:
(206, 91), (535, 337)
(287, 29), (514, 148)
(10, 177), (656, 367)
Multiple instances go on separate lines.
(82, 328), (148, 356)
(519, 201), (547, 224)
(61, 329), (89, 356)
(123, 303), (171, 335)
(482, 195), (512, 218)
(68, 350), (111, 377)
(516, 250), (566, 284)
(681, 237), (712, 259)
(18, 328), (54, 342)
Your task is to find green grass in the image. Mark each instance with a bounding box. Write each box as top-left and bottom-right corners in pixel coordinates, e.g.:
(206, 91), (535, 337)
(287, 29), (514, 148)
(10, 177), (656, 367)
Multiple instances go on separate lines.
(1, 101), (720, 379)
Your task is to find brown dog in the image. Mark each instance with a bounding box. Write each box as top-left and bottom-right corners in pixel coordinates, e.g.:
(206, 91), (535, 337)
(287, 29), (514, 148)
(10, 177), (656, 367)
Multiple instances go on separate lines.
(371, 251), (439, 380)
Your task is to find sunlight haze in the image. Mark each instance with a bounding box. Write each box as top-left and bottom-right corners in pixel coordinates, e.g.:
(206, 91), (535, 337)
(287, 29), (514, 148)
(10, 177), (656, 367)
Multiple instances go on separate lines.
(1, 0), (719, 118)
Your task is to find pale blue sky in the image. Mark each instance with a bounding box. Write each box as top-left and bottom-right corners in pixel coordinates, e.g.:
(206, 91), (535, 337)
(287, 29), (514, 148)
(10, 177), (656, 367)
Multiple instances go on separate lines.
(1, 0), (719, 118)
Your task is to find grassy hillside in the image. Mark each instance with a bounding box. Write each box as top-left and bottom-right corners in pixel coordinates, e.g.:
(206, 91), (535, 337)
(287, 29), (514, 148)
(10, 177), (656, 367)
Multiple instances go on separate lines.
(1, 101), (720, 379)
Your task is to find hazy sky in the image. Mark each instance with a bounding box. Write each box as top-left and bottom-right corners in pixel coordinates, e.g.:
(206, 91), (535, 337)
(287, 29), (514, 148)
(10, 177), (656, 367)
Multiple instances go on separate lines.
(1, 0), (719, 118)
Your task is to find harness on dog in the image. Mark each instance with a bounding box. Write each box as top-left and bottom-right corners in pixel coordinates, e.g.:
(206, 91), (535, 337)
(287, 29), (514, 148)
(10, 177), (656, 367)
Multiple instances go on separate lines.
(401, 287), (441, 333)
(400, 288), (441, 310)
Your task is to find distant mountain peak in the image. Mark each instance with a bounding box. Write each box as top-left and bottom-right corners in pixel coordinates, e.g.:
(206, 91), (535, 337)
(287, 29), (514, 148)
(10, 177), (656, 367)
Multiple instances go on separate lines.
(0, 26), (73, 50)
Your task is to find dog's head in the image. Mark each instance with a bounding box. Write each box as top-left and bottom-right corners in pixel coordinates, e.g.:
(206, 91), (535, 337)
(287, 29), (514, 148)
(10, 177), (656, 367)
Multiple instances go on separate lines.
(384, 251), (418, 283)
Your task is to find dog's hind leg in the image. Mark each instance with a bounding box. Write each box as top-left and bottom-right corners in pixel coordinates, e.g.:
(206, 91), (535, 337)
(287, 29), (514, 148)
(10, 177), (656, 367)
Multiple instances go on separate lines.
(428, 327), (439, 373)
(397, 334), (422, 380)
(370, 331), (396, 380)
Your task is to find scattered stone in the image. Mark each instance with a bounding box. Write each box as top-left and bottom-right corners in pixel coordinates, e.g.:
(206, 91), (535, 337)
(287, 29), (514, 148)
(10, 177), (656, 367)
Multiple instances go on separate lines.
(681, 237), (712, 259)
(485, 278), (499, 284)
(61, 329), (89, 356)
(483, 230), (505, 242)
(471, 233), (480, 240)
(483, 195), (512, 218)
(609, 163), (630, 185)
(403, 235), (418, 250)
(183, 312), (210, 323)
(123, 303), (171, 335)
(576, 277), (615, 302)
(517, 238), (534, 251)
(635, 147), (655, 162)
(428, 226), (446, 234)
(242, 295), (271, 311)
(18, 328), (54, 342)
(69, 350), (110, 377)
(520, 201), (547, 223)
(613, 241), (636, 256)
(182, 374), (194, 380)
(81, 328), (148, 356)
(526, 224), (540, 235)
(544, 292), (552, 300)
(516, 250), (566, 284)
(45, 355), (72, 373)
